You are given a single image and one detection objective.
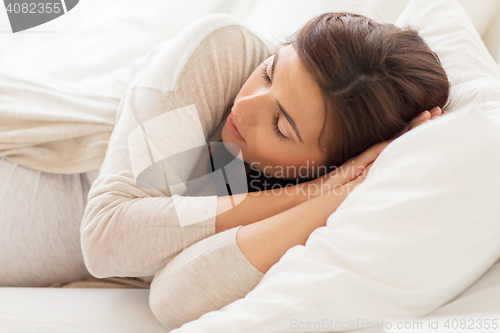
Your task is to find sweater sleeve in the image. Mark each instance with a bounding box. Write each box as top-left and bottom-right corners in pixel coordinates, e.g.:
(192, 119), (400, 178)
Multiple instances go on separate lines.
(149, 226), (264, 330)
(80, 14), (275, 279)
(80, 87), (219, 278)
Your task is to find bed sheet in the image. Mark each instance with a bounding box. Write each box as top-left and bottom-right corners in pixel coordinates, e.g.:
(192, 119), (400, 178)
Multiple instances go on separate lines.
(0, 258), (498, 333)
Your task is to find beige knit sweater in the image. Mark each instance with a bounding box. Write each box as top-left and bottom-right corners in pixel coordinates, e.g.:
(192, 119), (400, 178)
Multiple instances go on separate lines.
(78, 15), (275, 329)
(1, 13), (276, 329)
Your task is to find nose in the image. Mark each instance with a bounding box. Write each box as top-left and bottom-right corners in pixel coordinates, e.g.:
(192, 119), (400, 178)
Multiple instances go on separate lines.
(232, 92), (269, 126)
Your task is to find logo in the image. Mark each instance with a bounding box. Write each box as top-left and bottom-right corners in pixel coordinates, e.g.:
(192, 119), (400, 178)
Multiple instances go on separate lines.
(2, 0), (79, 33)
(128, 104), (248, 226)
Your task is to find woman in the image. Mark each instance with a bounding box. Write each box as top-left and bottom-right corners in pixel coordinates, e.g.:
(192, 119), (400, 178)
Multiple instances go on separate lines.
(0, 11), (448, 329)
(145, 13), (448, 328)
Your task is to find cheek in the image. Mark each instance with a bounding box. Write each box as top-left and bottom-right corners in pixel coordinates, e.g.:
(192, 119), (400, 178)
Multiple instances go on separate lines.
(265, 147), (323, 174)
(251, 136), (304, 169)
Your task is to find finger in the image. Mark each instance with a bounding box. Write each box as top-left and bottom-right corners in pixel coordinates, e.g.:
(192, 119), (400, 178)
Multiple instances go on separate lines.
(352, 162), (374, 183)
(339, 139), (392, 185)
(346, 175), (363, 188)
(359, 162), (373, 178)
(346, 170), (369, 190)
(429, 106), (442, 117)
(364, 161), (374, 173)
(409, 110), (431, 127)
(412, 111), (443, 127)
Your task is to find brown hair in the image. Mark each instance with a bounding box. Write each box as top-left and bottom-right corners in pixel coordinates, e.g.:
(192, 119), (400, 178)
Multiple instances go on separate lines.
(289, 12), (450, 170)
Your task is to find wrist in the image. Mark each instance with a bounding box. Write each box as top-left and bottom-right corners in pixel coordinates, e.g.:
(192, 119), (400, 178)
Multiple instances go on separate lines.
(273, 182), (310, 207)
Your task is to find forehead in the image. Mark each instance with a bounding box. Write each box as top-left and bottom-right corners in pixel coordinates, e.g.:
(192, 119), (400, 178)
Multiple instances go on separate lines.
(274, 45), (326, 147)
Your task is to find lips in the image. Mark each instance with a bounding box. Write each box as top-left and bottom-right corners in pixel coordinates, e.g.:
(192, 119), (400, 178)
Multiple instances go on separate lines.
(227, 111), (246, 142)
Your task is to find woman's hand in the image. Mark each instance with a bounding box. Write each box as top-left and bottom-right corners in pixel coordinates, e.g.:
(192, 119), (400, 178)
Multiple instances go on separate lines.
(306, 107), (446, 199)
(306, 141), (391, 198)
(404, 106), (445, 132)
(394, 106), (446, 138)
(307, 162), (375, 230)
(236, 160), (376, 274)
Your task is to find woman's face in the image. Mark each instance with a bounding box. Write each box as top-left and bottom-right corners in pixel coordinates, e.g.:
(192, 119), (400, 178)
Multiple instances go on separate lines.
(221, 44), (328, 179)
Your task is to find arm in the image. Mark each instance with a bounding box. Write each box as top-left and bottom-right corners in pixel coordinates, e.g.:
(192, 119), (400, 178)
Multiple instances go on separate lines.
(148, 109), (444, 329)
(235, 177), (364, 274)
(81, 15), (274, 279)
(215, 182), (313, 233)
(149, 168), (369, 330)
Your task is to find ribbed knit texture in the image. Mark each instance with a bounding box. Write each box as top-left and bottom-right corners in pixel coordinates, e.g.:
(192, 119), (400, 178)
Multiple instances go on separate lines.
(150, 226), (264, 330)
(0, 13), (275, 322)
(77, 14), (274, 326)
(174, 195), (217, 248)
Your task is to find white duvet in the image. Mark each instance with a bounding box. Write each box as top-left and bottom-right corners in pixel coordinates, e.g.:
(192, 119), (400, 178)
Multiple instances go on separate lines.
(1, 0), (500, 332)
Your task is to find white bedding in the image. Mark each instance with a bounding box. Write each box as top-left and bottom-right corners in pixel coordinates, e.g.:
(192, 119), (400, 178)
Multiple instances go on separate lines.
(0, 257), (498, 333)
(1, 0), (500, 81)
(1, 0), (500, 332)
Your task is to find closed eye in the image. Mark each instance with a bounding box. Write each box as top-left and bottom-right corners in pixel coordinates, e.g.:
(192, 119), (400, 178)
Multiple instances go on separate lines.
(261, 63), (272, 84)
(272, 111), (287, 141)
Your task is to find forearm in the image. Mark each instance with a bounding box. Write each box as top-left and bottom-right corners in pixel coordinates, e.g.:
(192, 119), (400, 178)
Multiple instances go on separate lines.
(215, 182), (311, 233)
(149, 226), (263, 330)
(148, 188), (337, 330)
(214, 168), (348, 233)
(236, 187), (349, 274)
(82, 15), (273, 278)
(82, 179), (217, 278)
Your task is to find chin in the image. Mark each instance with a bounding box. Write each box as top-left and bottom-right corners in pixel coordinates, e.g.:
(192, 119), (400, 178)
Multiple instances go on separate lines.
(221, 125), (244, 161)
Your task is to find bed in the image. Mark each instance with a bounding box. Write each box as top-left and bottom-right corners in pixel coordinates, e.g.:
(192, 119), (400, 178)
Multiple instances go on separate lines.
(1, 0), (500, 332)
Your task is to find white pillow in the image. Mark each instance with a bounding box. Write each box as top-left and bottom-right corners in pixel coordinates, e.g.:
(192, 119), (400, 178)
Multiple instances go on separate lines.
(1, 0), (498, 82)
(170, 0), (500, 332)
(482, 8), (500, 63)
(243, 0), (408, 44)
(243, 0), (500, 46)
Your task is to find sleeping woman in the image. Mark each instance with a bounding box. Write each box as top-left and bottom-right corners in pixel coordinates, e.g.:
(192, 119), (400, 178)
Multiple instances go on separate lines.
(0, 11), (449, 329)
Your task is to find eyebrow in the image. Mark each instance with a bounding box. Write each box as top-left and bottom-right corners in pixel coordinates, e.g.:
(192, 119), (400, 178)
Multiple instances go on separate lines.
(271, 49), (304, 144)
